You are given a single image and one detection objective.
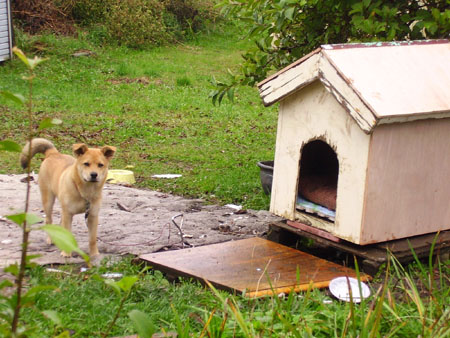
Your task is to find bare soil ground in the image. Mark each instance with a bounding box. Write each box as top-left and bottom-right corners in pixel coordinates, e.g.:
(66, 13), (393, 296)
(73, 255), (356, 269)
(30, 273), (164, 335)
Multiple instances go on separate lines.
(0, 174), (281, 269)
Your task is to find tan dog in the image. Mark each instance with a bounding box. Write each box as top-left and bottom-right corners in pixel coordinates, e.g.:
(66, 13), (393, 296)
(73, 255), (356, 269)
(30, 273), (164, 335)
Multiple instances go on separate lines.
(20, 138), (116, 257)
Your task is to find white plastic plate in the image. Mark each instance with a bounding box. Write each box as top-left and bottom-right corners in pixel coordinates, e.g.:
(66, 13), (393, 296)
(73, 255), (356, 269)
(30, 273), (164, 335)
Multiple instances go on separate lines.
(329, 277), (370, 303)
(152, 174), (182, 179)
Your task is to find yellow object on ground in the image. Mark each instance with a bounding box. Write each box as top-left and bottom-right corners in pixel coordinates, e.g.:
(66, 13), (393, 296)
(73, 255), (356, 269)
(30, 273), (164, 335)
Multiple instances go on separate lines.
(107, 169), (136, 184)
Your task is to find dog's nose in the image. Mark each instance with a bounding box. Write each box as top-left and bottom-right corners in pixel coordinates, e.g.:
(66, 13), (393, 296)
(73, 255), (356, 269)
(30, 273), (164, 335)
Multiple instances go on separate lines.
(90, 172), (98, 179)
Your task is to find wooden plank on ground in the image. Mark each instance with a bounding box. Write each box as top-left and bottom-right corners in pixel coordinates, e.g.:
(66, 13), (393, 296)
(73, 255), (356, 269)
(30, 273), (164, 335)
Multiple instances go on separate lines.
(139, 237), (370, 298)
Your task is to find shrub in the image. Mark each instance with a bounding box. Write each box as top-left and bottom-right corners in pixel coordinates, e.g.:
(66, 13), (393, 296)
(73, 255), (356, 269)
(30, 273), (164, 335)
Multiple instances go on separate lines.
(105, 0), (171, 48)
(70, 0), (111, 26)
(69, 0), (220, 46)
(13, 0), (221, 48)
(163, 0), (220, 35)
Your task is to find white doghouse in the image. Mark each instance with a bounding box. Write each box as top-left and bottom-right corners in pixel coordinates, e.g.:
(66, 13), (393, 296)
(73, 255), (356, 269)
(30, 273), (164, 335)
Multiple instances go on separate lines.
(258, 40), (450, 245)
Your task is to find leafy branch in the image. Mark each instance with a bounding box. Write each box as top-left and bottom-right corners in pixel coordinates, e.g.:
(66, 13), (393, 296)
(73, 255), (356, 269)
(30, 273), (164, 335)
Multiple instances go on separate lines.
(212, 0), (450, 104)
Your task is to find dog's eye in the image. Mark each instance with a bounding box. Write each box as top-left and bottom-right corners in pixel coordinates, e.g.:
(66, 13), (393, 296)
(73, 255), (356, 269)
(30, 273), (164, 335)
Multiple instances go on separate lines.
(83, 162), (90, 167)
(98, 163), (104, 168)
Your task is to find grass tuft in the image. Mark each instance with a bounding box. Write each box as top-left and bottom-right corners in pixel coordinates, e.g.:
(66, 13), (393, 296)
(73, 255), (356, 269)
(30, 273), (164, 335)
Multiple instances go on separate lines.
(176, 76), (192, 87)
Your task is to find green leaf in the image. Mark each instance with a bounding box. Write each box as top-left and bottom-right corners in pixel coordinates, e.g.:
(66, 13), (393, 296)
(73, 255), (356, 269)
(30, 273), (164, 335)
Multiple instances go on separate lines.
(227, 87), (235, 103)
(0, 140), (22, 153)
(13, 47), (47, 70)
(41, 225), (89, 262)
(28, 56), (47, 70)
(211, 92), (218, 106)
(226, 68), (235, 78)
(363, 0), (372, 8)
(4, 264), (19, 277)
(204, 280), (251, 336)
(128, 310), (155, 338)
(284, 7), (295, 20)
(6, 212), (43, 226)
(104, 279), (121, 296)
(217, 90), (226, 105)
(13, 47), (31, 68)
(0, 91), (25, 105)
(24, 285), (56, 300)
(349, 3), (364, 15)
(0, 279), (14, 290)
(116, 275), (139, 292)
(22, 285), (57, 306)
(26, 254), (42, 263)
(25, 213), (43, 225)
(91, 274), (104, 282)
(38, 117), (63, 130)
(171, 304), (191, 338)
(42, 310), (63, 327)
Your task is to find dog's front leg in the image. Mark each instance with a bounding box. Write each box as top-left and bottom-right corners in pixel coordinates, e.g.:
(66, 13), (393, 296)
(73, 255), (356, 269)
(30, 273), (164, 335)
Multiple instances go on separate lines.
(60, 210), (74, 257)
(86, 212), (100, 257)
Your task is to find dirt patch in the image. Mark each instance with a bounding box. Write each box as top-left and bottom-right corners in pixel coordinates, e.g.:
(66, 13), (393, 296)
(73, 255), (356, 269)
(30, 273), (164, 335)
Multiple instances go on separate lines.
(107, 77), (163, 86)
(0, 174), (282, 268)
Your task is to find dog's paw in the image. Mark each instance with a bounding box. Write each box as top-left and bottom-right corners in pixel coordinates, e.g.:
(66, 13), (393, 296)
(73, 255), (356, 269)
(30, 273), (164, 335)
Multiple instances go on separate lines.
(90, 250), (100, 257)
(90, 254), (103, 266)
(89, 245), (100, 257)
(60, 251), (72, 258)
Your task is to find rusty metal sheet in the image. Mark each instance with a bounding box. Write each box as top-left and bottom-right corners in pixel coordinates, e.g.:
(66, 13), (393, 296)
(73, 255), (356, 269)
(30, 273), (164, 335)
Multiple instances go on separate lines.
(140, 237), (370, 298)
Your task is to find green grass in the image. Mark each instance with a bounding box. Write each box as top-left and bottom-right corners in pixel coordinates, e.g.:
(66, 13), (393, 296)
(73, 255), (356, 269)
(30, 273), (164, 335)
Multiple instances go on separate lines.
(0, 23), (275, 209)
(14, 253), (450, 337)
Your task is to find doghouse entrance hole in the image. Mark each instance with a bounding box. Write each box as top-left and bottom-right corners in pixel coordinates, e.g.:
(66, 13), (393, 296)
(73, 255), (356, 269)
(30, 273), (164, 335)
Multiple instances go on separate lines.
(297, 140), (339, 221)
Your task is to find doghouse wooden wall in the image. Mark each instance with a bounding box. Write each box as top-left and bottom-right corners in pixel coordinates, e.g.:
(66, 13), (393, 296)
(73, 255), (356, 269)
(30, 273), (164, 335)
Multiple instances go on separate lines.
(361, 118), (450, 243)
(271, 80), (371, 244)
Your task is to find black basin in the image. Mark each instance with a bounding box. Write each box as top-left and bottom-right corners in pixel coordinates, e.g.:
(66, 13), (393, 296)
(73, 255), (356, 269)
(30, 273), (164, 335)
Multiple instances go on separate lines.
(257, 161), (274, 195)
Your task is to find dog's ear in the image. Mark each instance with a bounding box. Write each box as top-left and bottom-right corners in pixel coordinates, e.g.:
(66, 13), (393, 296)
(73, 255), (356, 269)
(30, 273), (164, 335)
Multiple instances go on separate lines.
(101, 146), (116, 159)
(73, 143), (88, 157)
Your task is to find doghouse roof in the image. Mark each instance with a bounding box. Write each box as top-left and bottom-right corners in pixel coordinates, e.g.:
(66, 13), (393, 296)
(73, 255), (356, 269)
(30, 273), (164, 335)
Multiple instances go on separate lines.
(258, 40), (450, 133)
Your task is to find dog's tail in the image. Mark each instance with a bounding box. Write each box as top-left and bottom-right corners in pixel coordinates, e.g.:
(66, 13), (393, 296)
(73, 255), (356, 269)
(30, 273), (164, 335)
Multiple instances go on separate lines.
(20, 138), (57, 169)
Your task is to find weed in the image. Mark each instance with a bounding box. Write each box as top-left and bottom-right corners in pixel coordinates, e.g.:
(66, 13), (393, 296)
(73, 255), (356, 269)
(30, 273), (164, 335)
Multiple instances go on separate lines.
(115, 62), (137, 77)
(143, 69), (160, 78)
(176, 76), (192, 87)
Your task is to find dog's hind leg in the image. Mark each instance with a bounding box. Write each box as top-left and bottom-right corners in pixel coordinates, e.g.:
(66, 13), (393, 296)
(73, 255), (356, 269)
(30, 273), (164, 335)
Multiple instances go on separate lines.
(40, 187), (56, 245)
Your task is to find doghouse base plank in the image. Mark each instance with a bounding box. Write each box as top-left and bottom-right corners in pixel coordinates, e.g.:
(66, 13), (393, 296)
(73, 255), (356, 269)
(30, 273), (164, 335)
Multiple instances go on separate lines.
(139, 237), (370, 298)
(287, 220), (341, 243)
(268, 221), (450, 274)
